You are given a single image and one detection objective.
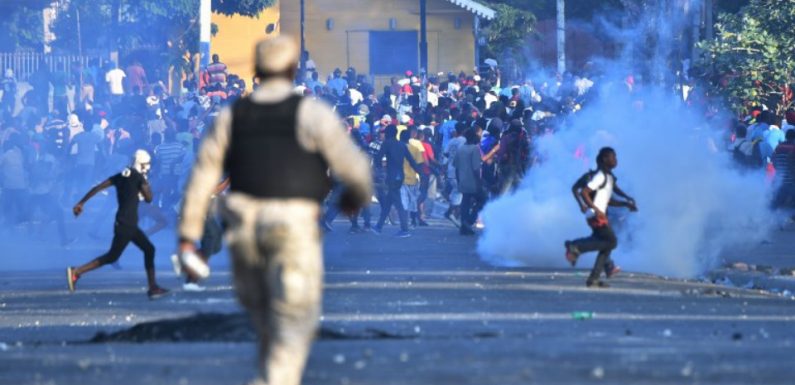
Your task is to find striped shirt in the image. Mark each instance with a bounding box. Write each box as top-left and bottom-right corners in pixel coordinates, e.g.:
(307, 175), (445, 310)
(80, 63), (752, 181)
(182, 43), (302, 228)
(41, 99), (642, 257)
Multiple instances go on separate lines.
(155, 141), (186, 176)
(772, 142), (795, 186)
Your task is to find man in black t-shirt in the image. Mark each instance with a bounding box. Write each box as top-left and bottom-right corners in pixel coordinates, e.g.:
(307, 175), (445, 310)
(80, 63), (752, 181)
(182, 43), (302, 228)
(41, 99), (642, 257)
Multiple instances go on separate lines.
(66, 150), (168, 299)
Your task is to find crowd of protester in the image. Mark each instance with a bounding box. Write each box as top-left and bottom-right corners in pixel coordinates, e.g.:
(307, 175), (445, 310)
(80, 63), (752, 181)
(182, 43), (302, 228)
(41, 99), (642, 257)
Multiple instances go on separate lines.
(298, 63), (606, 236)
(0, 54), (242, 243)
(2, 50), (794, 244)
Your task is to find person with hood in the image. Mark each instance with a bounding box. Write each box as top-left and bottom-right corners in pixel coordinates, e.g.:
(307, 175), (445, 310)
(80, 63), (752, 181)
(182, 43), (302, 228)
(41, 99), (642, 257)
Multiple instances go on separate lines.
(66, 149), (168, 299)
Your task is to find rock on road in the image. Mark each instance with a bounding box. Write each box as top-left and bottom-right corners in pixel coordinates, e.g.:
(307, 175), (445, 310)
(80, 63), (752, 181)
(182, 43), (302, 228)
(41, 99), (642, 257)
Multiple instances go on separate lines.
(1, 219), (795, 385)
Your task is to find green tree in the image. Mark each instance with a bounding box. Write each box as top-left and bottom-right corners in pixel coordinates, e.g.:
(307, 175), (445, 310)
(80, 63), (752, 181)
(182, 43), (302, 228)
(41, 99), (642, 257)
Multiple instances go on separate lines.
(0, 0), (52, 51)
(48, 0), (274, 91)
(696, 0), (795, 114)
(50, 0), (275, 53)
(480, 3), (536, 66)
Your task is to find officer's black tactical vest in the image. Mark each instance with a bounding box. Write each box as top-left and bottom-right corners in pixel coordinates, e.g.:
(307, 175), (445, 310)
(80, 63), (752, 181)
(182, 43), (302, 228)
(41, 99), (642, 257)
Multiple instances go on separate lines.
(226, 95), (330, 202)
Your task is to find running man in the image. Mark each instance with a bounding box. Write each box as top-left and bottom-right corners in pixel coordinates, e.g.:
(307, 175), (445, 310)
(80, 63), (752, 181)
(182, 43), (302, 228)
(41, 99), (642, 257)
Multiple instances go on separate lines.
(67, 149), (169, 299)
(565, 147), (637, 288)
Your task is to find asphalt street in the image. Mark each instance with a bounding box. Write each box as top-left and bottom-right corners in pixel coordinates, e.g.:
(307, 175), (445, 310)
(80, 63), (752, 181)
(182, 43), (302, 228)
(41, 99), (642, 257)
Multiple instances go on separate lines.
(1, 218), (795, 385)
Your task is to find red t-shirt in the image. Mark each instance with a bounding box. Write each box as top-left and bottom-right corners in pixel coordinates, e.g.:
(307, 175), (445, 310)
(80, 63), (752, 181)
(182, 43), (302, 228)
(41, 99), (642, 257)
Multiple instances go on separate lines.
(126, 65), (147, 90)
(421, 141), (435, 174)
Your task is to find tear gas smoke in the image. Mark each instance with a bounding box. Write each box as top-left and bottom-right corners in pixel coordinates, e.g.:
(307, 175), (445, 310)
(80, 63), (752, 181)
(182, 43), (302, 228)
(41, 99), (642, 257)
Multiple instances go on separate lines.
(478, 3), (777, 278)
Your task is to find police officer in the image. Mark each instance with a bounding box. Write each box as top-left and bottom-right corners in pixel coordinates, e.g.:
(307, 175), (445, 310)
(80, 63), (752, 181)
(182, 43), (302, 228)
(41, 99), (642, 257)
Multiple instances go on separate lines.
(177, 36), (372, 385)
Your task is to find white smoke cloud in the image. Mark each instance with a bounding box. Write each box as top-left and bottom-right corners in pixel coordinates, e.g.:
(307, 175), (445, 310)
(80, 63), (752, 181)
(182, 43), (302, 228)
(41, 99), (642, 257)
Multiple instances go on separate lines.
(478, 3), (777, 278)
(479, 87), (774, 277)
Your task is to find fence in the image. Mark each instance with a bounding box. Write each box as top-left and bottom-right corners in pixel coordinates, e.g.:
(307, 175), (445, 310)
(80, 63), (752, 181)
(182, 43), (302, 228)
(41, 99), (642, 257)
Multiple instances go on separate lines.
(0, 52), (105, 82)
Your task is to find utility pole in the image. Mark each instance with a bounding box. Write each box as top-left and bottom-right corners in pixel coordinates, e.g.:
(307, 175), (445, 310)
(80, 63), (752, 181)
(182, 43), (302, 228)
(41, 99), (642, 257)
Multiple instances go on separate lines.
(690, 0), (701, 65)
(110, 0), (121, 64)
(556, 0), (566, 75)
(704, 0), (713, 41)
(299, 0), (306, 84)
(200, 0), (211, 68)
(419, 0), (428, 73)
(77, 9), (84, 103)
(473, 17), (481, 68)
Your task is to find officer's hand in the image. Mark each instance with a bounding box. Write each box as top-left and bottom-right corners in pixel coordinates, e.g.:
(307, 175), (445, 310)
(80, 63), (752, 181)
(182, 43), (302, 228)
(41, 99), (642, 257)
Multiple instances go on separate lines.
(178, 240), (197, 253)
(73, 203), (84, 217)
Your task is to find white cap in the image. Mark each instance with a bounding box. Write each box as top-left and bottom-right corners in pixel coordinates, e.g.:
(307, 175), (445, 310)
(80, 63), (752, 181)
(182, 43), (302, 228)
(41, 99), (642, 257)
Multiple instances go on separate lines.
(255, 36), (300, 74)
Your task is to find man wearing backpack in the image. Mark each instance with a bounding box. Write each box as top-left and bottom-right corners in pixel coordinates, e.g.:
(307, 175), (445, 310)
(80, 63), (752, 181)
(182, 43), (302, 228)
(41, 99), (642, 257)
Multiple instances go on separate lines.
(565, 147), (637, 288)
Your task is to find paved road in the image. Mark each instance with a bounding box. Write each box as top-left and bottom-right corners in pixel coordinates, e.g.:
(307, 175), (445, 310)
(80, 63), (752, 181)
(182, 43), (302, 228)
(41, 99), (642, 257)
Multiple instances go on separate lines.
(1, 219), (795, 385)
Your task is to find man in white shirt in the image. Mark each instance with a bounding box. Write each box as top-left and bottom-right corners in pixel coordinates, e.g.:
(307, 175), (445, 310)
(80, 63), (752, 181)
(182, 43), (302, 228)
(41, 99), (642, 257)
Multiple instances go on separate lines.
(105, 63), (126, 98)
(564, 147), (637, 288)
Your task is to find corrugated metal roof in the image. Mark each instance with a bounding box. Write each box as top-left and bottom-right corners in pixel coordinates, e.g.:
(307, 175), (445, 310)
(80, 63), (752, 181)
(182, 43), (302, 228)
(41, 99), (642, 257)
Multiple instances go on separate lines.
(445, 0), (496, 20)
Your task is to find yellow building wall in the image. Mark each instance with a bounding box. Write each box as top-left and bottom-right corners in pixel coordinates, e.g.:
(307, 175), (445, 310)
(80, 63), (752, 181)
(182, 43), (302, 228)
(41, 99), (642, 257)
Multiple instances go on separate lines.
(211, 5), (281, 88)
(280, 0), (476, 82)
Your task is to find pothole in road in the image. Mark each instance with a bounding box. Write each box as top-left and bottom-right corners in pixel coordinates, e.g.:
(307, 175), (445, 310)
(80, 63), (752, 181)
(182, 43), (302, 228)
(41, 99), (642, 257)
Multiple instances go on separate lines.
(85, 312), (502, 343)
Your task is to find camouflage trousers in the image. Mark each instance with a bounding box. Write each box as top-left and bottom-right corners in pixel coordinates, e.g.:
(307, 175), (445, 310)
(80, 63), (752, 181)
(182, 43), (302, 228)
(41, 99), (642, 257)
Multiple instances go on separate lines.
(221, 193), (323, 385)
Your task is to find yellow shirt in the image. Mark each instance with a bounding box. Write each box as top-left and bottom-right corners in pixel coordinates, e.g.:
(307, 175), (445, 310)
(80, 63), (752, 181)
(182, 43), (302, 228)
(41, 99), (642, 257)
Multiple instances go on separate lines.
(396, 124), (408, 139)
(403, 139), (425, 185)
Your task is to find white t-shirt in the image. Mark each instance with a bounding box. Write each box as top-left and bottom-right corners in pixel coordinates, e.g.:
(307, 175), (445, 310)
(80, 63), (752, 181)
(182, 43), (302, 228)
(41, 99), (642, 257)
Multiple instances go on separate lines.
(349, 88), (364, 105)
(587, 170), (614, 213)
(106, 69), (126, 95)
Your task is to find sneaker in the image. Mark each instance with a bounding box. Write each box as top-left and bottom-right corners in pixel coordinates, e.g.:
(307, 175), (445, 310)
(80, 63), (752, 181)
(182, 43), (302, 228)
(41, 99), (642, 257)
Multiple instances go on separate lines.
(564, 241), (580, 267)
(147, 286), (170, 299)
(418, 219), (429, 227)
(459, 226), (476, 236)
(586, 280), (609, 288)
(66, 267), (78, 293)
(474, 218), (485, 229)
(182, 282), (207, 292)
(395, 230), (411, 238)
(606, 264), (622, 279)
(370, 226), (382, 235)
(348, 226), (362, 234)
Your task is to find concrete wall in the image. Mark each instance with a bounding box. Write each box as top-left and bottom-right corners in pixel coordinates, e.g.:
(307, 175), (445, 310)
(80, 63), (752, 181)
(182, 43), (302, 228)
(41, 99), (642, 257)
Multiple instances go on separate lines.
(211, 5), (281, 87)
(280, 0), (477, 81)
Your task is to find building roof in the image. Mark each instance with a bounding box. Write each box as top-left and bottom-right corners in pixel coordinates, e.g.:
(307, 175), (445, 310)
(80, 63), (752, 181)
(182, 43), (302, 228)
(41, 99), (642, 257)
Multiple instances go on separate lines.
(445, 0), (496, 20)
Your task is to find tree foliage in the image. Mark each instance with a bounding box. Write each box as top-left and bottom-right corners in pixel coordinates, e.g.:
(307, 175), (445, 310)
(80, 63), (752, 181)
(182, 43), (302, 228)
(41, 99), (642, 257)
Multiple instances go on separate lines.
(480, 3), (536, 66)
(696, 0), (795, 114)
(50, 0), (275, 54)
(213, 0), (276, 17)
(0, 0), (52, 51)
(45, 0), (274, 84)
